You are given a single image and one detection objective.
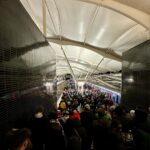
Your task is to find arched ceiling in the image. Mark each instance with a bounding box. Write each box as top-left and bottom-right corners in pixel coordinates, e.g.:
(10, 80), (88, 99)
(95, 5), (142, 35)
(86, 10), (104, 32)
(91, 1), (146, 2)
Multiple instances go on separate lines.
(115, 0), (150, 15)
(20, 0), (150, 92)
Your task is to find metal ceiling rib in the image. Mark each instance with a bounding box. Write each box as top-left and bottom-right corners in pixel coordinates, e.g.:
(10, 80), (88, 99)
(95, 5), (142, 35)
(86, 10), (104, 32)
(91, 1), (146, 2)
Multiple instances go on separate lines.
(57, 56), (110, 72)
(57, 66), (89, 73)
(88, 76), (120, 92)
(43, 0), (57, 35)
(83, 5), (99, 44)
(47, 37), (122, 62)
(61, 46), (77, 83)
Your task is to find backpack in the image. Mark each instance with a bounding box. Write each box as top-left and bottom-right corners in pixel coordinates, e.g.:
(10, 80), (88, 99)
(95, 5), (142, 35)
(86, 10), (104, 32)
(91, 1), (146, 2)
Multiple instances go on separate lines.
(68, 128), (82, 150)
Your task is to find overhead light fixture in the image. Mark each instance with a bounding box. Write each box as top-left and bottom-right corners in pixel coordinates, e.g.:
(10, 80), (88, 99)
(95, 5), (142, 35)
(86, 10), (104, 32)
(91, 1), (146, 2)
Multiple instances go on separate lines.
(125, 76), (134, 83)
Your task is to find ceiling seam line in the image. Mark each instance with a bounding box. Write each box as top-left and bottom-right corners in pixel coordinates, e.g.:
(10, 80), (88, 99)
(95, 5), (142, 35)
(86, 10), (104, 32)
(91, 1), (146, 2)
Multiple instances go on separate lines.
(47, 37), (122, 62)
(92, 77), (120, 90)
(53, 0), (62, 40)
(42, 0), (47, 36)
(61, 46), (78, 89)
(77, 0), (150, 30)
(109, 23), (138, 48)
(53, 0), (78, 85)
(86, 57), (104, 81)
(44, 0), (58, 35)
(26, 0), (43, 32)
(106, 24), (139, 55)
(57, 56), (109, 71)
(83, 5), (99, 45)
(57, 57), (109, 72)
(86, 43), (116, 82)
(58, 65), (89, 73)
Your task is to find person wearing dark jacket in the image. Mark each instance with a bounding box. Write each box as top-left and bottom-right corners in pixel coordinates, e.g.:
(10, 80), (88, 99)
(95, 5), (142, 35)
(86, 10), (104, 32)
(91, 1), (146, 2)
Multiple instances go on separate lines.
(6, 128), (32, 150)
(80, 104), (94, 150)
(29, 106), (48, 150)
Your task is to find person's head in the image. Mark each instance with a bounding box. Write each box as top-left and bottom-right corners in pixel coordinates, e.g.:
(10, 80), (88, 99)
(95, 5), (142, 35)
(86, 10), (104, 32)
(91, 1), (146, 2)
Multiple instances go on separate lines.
(35, 105), (44, 114)
(130, 109), (135, 117)
(109, 105), (116, 112)
(6, 128), (32, 150)
(97, 107), (105, 117)
(84, 104), (90, 110)
(34, 105), (45, 118)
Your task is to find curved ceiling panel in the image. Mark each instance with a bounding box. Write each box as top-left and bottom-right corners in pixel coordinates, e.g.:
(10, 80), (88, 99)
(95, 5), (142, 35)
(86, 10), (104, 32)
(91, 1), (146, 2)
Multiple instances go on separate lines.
(64, 45), (103, 65)
(51, 43), (104, 65)
(20, 0), (57, 36)
(99, 58), (122, 72)
(20, 0), (149, 81)
(56, 68), (70, 76)
(86, 6), (137, 48)
(20, 0), (43, 32)
(20, 0), (148, 55)
(45, 0), (60, 36)
(111, 25), (148, 55)
(54, 0), (97, 41)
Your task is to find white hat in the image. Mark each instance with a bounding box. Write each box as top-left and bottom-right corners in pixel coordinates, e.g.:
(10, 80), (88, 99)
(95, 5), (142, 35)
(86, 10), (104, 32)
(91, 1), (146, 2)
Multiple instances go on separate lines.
(84, 104), (90, 110)
(130, 110), (135, 117)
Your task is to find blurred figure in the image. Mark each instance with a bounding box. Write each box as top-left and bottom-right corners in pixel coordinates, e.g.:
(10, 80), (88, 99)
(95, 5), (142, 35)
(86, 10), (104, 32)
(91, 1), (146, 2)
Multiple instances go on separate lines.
(29, 105), (48, 150)
(69, 109), (80, 120)
(130, 110), (135, 118)
(132, 107), (150, 150)
(45, 111), (66, 150)
(80, 104), (94, 150)
(6, 128), (32, 150)
(59, 100), (67, 113)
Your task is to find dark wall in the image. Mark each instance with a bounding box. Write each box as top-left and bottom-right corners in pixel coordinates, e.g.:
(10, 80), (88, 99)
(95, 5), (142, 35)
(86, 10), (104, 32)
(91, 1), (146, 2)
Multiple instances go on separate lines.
(0, 0), (45, 49)
(0, 0), (56, 148)
(122, 40), (150, 110)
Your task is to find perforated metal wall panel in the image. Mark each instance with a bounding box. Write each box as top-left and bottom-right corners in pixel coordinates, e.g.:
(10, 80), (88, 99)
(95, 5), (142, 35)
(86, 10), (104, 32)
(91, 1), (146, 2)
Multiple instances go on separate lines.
(122, 40), (150, 110)
(0, 0), (56, 149)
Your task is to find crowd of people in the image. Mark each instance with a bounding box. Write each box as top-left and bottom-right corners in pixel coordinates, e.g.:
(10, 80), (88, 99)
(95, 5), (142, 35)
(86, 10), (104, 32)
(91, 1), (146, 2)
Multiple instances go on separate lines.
(6, 86), (150, 150)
